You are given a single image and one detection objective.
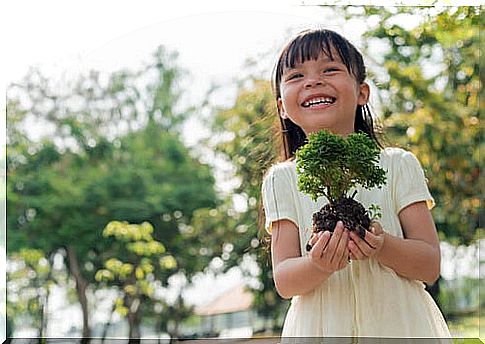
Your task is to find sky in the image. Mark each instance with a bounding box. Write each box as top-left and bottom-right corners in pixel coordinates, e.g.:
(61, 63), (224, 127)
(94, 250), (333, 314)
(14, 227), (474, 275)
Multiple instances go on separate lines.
(2, 1), (481, 141)
(7, 1), (479, 106)
(2, 0), (481, 90)
(2, 2), (353, 98)
(1, 0), (482, 338)
(2, 2), (371, 152)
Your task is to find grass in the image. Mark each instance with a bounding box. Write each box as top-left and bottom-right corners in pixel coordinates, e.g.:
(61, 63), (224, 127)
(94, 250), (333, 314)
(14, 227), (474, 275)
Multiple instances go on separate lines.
(447, 313), (483, 343)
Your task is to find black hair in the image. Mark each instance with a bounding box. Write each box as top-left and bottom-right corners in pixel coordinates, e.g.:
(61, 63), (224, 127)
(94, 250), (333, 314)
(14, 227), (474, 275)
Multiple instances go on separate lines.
(271, 28), (384, 160)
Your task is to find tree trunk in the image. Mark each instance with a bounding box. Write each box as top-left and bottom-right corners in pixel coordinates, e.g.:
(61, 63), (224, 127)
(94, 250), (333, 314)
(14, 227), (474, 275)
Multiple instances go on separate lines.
(39, 284), (51, 338)
(39, 300), (45, 338)
(167, 318), (180, 340)
(101, 301), (117, 343)
(126, 295), (141, 340)
(39, 257), (54, 338)
(66, 245), (91, 339)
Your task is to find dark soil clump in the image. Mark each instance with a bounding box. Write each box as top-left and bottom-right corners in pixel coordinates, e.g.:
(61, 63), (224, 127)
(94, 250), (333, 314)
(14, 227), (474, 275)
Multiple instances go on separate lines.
(306, 196), (371, 252)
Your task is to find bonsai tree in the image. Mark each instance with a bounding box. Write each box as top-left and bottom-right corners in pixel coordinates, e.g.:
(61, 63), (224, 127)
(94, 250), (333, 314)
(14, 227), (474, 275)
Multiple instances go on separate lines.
(295, 130), (387, 251)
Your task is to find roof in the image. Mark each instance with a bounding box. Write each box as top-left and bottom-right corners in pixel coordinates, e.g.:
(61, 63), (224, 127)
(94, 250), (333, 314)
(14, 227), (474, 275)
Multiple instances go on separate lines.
(194, 284), (254, 316)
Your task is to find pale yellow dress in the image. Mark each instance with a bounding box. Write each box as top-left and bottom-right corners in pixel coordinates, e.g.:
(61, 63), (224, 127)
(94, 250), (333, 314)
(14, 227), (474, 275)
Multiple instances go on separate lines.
(261, 147), (451, 342)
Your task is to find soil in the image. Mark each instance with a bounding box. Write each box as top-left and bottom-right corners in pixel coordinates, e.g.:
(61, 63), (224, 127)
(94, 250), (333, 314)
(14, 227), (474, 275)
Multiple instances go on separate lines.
(306, 196), (371, 252)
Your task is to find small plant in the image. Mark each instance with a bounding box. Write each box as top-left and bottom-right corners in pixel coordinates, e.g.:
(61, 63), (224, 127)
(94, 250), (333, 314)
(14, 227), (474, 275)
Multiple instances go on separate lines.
(295, 130), (387, 251)
(367, 204), (382, 221)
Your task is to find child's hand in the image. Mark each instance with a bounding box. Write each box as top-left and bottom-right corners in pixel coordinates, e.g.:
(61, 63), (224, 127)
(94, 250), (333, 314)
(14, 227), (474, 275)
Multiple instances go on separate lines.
(308, 221), (350, 274)
(348, 220), (385, 260)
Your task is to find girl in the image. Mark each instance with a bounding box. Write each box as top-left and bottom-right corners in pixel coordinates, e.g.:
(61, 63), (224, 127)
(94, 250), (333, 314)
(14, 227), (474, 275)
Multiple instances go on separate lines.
(261, 29), (452, 341)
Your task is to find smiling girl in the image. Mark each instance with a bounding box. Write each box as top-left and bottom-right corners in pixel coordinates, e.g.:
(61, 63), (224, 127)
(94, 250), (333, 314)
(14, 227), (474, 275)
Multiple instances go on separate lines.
(261, 29), (451, 341)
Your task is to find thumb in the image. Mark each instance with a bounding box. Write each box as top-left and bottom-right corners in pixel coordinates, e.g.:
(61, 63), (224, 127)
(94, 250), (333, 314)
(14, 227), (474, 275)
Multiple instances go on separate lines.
(370, 221), (384, 235)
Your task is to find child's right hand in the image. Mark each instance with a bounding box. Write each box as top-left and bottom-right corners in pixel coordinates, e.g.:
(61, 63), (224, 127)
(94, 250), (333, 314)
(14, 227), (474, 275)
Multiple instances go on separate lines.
(308, 221), (350, 274)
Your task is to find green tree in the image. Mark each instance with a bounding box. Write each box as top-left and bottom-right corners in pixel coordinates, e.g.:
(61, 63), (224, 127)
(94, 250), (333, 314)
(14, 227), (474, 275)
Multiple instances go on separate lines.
(95, 221), (177, 339)
(296, 130), (386, 203)
(209, 79), (289, 331)
(336, 5), (482, 311)
(6, 248), (61, 337)
(354, 6), (482, 245)
(7, 46), (219, 337)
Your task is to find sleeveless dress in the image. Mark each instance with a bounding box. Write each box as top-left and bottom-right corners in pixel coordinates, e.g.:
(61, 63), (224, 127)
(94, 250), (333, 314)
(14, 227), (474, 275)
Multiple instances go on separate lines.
(261, 147), (451, 342)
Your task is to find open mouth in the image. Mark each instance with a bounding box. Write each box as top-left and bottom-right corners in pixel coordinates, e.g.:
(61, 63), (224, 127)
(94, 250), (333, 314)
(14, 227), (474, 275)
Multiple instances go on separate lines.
(301, 96), (336, 108)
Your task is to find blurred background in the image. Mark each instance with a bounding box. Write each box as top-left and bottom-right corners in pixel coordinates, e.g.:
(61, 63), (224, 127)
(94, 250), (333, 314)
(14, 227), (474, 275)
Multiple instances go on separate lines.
(3, 1), (483, 341)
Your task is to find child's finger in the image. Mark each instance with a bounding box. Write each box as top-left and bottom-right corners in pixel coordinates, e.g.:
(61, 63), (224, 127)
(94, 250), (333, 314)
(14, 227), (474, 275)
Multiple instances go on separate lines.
(349, 230), (374, 256)
(306, 231), (320, 251)
(311, 231), (331, 258)
(338, 248), (350, 269)
(364, 229), (384, 249)
(325, 222), (345, 259)
(348, 239), (365, 260)
(331, 226), (349, 263)
(309, 232), (319, 246)
(370, 221), (384, 235)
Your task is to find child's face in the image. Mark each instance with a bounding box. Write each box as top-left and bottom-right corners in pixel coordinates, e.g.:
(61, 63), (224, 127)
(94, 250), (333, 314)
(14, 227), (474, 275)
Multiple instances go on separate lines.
(278, 51), (369, 136)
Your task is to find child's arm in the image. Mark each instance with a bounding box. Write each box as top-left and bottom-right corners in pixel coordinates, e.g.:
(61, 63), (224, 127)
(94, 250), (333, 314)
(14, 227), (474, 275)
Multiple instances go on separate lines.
(271, 219), (349, 299)
(375, 201), (440, 284)
(348, 201), (440, 284)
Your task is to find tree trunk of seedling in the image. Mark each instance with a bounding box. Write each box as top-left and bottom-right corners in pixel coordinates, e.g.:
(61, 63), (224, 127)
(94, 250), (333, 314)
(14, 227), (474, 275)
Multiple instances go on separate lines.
(307, 192), (371, 251)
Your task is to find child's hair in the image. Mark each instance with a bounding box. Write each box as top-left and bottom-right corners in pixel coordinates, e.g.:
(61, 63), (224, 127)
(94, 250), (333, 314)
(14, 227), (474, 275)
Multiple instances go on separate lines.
(271, 28), (384, 160)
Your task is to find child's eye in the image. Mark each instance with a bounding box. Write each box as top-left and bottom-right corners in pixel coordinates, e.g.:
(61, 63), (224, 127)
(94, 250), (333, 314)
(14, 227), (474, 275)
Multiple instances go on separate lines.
(286, 73), (303, 81)
(323, 68), (339, 73)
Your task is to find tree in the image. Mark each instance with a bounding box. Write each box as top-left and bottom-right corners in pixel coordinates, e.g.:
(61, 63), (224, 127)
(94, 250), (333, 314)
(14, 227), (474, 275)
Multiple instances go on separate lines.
(335, 5), (482, 309)
(209, 79), (289, 331)
(296, 130), (386, 239)
(354, 6), (482, 245)
(95, 221), (177, 339)
(6, 248), (62, 337)
(7, 46), (219, 338)
(296, 130), (386, 203)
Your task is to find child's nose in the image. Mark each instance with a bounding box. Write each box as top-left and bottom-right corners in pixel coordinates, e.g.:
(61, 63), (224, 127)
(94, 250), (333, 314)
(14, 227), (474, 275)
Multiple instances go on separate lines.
(304, 78), (324, 89)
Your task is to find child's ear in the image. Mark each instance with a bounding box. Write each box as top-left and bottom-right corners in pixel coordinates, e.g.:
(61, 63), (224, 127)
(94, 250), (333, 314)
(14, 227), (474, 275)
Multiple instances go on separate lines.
(357, 82), (370, 105)
(277, 98), (289, 119)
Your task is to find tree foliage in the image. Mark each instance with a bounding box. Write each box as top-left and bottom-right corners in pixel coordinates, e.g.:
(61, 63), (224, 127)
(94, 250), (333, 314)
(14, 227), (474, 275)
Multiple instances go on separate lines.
(353, 6), (482, 245)
(6, 248), (61, 336)
(7, 46), (219, 337)
(210, 79), (289, 330)
(296, 130), (386, 203)
(95, 221), (178, 338)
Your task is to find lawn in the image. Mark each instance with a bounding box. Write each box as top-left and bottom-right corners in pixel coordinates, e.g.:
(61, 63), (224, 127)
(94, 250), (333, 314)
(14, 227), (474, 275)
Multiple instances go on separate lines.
(447, 314), (483, 343)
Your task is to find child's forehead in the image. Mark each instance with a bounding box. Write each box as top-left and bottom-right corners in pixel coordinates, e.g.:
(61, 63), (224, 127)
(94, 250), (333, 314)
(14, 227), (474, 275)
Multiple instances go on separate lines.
(283, 51), (343, 70)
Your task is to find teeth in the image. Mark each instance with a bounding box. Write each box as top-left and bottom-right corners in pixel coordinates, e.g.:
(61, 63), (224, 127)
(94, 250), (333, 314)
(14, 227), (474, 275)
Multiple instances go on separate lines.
(302, 97), (335, 107)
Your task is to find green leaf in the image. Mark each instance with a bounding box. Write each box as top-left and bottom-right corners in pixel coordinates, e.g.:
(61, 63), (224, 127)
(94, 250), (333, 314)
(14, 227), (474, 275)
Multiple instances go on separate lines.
(295, 130), (386, 203)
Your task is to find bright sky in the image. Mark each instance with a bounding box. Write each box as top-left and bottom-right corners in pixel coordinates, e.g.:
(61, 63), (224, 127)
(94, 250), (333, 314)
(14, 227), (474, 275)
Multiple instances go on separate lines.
(0, 3), (380, 145)
(3, 1), (481, 135)
(2, 1), (374, 151)
(2, 0), (482, 91)
(2, 2), (343, 88)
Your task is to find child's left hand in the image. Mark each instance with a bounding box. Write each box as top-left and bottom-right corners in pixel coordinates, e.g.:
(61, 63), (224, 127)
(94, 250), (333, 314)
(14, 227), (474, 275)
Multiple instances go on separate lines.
(348, 221), (385, 260)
